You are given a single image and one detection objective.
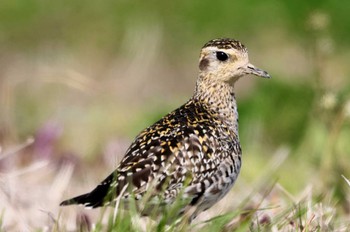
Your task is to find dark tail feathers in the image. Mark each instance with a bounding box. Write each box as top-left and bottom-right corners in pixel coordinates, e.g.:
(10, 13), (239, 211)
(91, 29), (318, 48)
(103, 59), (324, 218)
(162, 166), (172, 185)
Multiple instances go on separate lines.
(60, 173), (116, 208)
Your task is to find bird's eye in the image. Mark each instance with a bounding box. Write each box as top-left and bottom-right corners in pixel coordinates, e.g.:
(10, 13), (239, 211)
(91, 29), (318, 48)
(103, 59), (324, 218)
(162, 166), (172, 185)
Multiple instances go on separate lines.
(216, 51), (229, 61)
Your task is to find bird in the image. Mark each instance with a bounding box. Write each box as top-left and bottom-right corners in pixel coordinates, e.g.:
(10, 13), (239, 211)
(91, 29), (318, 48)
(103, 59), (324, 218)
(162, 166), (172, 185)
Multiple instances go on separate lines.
(60, 38), (270, 221)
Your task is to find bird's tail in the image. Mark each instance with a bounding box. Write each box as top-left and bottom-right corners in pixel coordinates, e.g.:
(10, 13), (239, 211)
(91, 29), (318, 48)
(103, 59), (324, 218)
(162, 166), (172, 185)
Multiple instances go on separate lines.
(60, 192), (96, 207)
(60, 173), (117, 208)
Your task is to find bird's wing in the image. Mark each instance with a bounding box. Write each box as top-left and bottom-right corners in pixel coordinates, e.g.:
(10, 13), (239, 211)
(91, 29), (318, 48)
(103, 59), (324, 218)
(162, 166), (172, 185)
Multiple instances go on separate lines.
(114, 102), (239, 204)
(60, 100), (238, 208)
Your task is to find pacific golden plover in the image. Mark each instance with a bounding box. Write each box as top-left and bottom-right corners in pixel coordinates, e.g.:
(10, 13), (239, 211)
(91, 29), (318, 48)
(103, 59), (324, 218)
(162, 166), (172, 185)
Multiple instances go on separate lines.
(60, 38), (270, 220)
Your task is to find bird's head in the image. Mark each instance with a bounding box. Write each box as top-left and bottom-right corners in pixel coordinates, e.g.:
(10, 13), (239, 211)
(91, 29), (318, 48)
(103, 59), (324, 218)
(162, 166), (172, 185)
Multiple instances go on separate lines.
(198, 38), (270, 84)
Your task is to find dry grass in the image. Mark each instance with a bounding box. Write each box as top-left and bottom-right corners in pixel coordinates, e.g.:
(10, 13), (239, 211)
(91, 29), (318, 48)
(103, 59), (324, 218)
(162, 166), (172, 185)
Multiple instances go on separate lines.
(1, 134), (349, 231)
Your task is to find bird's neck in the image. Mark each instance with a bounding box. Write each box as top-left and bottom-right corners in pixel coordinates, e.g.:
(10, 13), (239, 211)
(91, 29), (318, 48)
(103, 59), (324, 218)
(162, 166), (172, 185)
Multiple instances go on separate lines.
(192, 74), (239, 136)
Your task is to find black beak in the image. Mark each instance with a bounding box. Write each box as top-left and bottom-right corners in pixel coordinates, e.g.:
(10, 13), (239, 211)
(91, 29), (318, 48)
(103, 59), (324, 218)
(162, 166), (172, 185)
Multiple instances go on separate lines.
(245, 63), (271, 78)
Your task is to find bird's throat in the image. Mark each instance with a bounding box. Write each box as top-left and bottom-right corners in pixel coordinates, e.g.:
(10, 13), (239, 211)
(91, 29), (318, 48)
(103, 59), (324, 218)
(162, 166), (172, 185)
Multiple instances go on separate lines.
(193, 75), (239, 136)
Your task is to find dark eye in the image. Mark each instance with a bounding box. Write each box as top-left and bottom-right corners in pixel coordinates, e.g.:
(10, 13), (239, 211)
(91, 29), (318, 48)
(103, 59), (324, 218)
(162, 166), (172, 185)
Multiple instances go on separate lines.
(216, 51), (229, 61)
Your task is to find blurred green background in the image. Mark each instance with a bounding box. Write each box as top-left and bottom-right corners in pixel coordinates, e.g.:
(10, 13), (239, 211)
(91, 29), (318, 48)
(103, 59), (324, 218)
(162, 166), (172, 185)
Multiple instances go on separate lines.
(0, 0), (349, 221)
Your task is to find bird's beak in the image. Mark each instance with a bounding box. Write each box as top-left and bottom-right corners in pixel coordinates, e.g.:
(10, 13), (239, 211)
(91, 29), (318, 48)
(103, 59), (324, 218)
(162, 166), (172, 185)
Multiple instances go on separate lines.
(245, 63), (271, 78)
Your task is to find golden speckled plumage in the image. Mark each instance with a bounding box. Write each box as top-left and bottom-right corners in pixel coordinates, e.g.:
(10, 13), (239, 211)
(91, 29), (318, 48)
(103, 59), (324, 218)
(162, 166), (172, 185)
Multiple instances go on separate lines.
(203, 38), (247, 52)
(60, 38), (270, 220)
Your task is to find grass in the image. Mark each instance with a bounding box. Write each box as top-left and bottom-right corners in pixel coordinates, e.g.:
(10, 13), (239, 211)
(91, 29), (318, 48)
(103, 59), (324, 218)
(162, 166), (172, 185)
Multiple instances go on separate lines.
(1, 122), (349, 231)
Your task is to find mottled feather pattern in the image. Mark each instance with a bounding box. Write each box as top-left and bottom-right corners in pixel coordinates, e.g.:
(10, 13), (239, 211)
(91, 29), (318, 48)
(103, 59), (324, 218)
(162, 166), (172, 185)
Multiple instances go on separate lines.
(62, 98), (241, 210)
(111, 99), (241, 204)
(202, 38), (247, 52)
